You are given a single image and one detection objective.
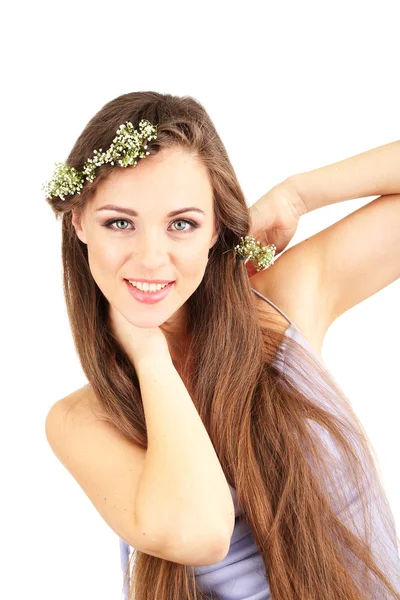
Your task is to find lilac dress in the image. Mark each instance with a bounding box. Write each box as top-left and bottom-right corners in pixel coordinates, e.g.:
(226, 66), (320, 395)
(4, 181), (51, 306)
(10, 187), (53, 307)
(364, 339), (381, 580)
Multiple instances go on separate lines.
(119, 288), (400, 599)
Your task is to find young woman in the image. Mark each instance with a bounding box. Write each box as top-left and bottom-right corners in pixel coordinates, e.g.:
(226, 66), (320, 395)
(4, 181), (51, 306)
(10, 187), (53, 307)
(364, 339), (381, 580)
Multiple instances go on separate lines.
(44, 91), (400, 599)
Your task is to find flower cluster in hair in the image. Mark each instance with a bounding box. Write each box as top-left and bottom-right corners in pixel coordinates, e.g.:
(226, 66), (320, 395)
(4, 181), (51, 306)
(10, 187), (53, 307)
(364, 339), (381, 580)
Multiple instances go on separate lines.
(234, 235), (276, 271)
(42, 119), (158, 201)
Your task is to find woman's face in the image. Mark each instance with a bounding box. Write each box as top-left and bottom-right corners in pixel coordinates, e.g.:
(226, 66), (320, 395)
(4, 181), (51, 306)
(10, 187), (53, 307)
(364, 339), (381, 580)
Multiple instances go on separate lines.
(72, 147), (219, 334)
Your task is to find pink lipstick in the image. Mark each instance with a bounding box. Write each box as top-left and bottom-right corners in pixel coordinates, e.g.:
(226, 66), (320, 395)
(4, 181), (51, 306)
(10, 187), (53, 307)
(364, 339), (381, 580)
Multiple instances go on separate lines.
(124, 279), (174, 304)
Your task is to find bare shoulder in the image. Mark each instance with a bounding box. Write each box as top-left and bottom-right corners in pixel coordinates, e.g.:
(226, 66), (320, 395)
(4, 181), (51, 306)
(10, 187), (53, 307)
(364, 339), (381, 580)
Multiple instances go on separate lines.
(61, 384), (108, 420)
(45, 384), (147, 469)
(250, 239), (333, 357)
(44, 386), (227, 565)
(45, 384), (145, 454)
(44, 385), (151, 552)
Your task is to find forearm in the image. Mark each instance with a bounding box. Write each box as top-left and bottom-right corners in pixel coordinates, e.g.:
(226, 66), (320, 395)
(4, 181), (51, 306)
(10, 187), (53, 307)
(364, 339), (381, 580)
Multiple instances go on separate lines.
(287, 139), (400, 215)
(134, 353), (234, 557)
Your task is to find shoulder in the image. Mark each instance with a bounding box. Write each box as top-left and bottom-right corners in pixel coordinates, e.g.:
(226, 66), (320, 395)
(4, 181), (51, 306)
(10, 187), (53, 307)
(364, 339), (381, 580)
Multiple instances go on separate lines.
(250, 240), (333, 357)
(45, 384), (107, 436)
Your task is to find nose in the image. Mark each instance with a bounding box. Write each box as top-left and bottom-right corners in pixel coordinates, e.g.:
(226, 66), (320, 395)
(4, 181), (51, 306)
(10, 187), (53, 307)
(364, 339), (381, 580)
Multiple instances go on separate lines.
(134, 230), (168, 272)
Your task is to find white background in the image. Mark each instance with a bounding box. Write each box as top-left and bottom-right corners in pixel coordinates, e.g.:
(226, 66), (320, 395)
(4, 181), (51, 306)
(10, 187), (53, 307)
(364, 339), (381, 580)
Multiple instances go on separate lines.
(1, 1), (399, 598)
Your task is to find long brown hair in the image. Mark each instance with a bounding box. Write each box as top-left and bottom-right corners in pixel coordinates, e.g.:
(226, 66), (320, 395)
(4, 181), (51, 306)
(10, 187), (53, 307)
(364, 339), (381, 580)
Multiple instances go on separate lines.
(46, 91), (400, 599)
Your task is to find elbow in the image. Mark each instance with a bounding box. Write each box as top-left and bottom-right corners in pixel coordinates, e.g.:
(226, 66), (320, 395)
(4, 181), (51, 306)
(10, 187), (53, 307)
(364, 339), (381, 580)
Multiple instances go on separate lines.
(164, 526), (231, 567)
(195, 531), (231, 566)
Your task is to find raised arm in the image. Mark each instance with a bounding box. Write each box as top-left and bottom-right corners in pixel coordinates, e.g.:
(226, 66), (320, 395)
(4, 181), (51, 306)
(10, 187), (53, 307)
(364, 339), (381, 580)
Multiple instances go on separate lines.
(134, 351), (235, 565)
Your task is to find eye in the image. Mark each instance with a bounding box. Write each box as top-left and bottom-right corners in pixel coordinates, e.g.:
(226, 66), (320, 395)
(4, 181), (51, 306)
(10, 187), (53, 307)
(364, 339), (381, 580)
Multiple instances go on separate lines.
(103, 218), (199, 234)
(104, 219), (133, 231)
(170, 219), (198, 233)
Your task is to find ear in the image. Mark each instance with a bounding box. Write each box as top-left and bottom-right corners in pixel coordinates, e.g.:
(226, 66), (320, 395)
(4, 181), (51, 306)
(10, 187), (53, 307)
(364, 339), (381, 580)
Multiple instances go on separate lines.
(71, 209), (88, 244)
(209, 227), (220, 250)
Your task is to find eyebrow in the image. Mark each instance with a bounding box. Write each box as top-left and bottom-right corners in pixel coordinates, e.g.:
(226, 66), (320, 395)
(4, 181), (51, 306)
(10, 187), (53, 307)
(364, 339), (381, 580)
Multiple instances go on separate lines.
(95, 204), (206, 218)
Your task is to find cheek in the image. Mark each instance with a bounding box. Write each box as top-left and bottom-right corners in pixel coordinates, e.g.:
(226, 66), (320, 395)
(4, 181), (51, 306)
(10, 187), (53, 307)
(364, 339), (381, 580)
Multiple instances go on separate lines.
(179, 244), (208, 269)
(87, 241), (121, 287)
(177, 247), (209, 287)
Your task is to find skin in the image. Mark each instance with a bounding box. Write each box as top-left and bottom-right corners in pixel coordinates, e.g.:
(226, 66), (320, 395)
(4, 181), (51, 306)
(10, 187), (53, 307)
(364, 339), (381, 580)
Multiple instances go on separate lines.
(71, 146), (220, 364)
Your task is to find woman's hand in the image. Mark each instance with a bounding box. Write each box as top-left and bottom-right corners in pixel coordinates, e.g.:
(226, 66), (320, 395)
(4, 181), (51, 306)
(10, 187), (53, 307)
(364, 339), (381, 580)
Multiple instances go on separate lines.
(107, 303), (171, 367)
(246, 179), (306, 278)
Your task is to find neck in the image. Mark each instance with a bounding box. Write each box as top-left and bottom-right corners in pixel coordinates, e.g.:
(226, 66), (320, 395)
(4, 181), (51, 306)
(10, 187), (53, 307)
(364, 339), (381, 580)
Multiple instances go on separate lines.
(159, 304), (189, 355)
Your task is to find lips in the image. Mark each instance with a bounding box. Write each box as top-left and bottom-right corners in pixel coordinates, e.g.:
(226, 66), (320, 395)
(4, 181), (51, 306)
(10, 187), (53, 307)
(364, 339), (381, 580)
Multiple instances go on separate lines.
(124, 279), (175, 304)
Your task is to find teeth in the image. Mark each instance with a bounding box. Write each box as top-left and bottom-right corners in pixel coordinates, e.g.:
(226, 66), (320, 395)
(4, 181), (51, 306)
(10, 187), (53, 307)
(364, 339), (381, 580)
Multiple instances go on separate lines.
(128, 281), (169, 292)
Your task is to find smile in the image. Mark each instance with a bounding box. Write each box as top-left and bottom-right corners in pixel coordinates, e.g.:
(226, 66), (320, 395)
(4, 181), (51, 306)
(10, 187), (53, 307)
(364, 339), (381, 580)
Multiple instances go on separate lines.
(124, 279), (175, 304)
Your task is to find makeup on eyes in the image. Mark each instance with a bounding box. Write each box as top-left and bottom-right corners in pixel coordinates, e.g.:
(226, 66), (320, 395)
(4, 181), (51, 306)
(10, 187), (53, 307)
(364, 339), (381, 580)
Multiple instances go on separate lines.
(102, 217), (200, 234)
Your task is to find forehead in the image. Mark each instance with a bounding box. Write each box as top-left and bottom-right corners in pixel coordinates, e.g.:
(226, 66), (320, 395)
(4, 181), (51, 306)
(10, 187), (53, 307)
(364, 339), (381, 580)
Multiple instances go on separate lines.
(92, 147), (213, 207)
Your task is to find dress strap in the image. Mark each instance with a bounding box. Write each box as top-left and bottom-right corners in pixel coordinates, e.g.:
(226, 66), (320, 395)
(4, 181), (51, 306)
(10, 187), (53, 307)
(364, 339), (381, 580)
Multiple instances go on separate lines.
(251, 286), (294, 327)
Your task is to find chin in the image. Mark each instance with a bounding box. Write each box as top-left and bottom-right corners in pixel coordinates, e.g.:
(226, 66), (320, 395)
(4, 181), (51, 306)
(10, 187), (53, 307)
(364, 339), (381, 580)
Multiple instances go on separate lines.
(135, 319), (166, 329)
(127, 311), (170, 329)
